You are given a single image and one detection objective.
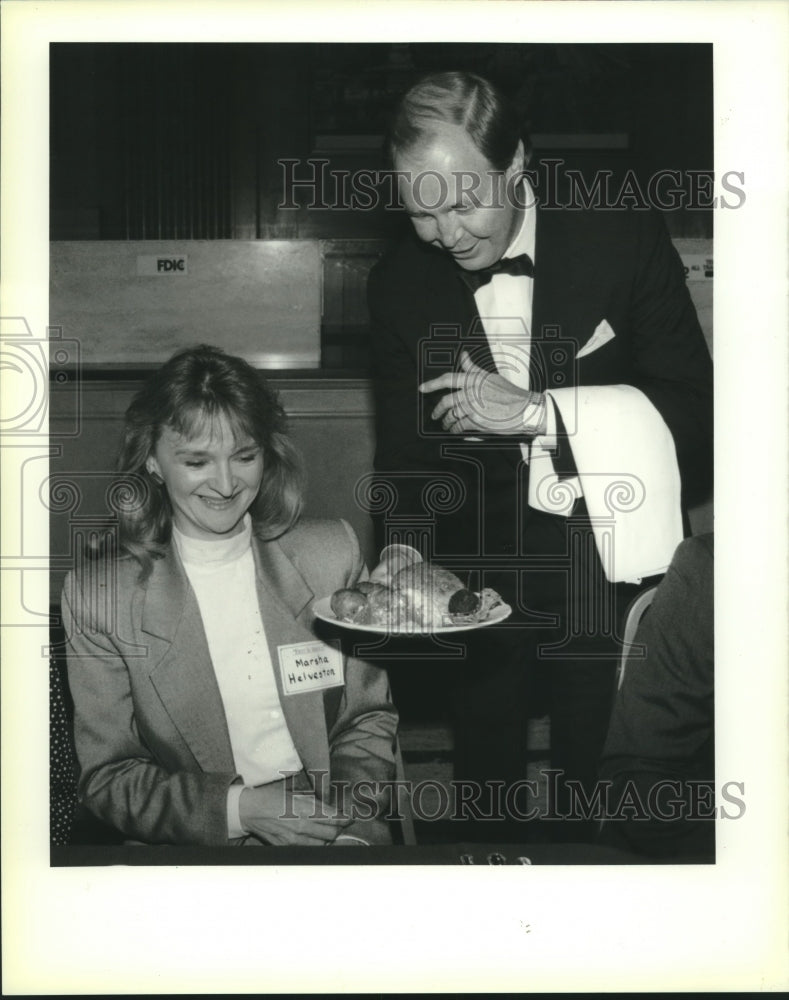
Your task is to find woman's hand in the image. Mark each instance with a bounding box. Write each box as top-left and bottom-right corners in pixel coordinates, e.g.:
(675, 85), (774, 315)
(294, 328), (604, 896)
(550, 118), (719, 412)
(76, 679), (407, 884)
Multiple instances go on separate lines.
(239, 783), (352, 846)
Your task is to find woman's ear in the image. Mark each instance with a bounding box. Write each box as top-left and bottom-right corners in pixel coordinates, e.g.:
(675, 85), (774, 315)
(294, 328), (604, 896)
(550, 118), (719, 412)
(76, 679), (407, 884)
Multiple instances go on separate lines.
(146, 456), (163, 484)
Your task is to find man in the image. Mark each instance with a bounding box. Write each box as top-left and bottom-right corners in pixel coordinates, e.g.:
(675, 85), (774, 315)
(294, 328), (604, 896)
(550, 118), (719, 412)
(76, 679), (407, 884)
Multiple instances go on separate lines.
(367, 72), (712, 842)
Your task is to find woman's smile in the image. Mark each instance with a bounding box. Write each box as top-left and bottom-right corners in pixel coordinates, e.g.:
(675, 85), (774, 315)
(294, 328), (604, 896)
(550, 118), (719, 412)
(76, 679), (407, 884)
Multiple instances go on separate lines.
(197, 492), (242, 508)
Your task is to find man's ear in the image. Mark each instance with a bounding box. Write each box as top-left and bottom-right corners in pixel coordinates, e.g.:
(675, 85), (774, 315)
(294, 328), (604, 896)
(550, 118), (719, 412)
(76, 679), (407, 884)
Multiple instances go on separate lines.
(506, 139), (529, 178)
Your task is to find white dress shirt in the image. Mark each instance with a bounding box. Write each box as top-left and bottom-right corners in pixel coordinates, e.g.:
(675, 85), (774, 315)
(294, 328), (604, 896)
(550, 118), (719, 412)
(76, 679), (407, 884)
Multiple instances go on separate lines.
(473, 181), (537, 393)
(472, 177), (563, 462)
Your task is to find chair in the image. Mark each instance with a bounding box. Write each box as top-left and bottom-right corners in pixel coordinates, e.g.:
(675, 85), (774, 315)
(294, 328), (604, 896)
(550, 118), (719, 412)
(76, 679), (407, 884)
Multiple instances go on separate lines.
(615, 585), (658, 691)
(598, 584), (658, 842)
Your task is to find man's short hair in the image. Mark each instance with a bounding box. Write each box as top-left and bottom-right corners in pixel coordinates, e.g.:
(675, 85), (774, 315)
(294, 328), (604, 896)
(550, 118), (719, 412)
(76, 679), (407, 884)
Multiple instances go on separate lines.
(386, 70), (531, 170)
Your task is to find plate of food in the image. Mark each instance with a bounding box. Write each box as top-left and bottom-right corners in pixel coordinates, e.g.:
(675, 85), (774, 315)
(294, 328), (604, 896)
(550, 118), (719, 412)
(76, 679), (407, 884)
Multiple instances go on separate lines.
(312, 544), (512, 635)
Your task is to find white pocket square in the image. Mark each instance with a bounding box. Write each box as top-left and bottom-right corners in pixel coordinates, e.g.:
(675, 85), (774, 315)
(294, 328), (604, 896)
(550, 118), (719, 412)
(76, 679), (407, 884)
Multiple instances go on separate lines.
(577, 319), (616, 359)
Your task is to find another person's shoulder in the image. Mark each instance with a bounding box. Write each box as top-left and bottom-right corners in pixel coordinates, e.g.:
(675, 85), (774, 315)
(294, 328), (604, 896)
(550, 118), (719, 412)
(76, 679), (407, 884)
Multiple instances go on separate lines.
(676, 531), (713, 558)
(651, 533), (714, 640)
(669, 532), (714, 582)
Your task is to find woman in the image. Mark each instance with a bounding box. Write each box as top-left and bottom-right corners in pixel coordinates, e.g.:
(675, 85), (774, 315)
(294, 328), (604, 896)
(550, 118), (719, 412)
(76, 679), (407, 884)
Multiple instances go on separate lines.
(62, 345), (398, 847)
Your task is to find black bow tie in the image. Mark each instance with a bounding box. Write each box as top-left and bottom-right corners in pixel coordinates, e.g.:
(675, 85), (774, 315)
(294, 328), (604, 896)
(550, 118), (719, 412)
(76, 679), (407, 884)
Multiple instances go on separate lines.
(458, 253), (535, 293)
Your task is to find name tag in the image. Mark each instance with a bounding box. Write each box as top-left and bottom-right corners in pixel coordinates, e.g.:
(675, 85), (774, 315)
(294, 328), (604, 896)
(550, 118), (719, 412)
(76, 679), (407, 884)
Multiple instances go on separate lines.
(277, 640), (344, 696)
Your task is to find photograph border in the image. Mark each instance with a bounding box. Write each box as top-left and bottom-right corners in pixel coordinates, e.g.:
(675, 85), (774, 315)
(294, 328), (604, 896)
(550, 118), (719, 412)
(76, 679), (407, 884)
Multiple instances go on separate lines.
(2, 1), (787, 994)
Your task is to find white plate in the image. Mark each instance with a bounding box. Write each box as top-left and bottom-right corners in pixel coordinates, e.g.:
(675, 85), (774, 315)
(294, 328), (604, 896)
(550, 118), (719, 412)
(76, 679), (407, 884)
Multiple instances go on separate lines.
(311, 596), (512, 635)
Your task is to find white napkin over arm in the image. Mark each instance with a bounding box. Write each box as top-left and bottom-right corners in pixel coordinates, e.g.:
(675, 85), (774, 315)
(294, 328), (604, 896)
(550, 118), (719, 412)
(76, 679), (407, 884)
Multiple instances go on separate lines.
(527, 384), (684, 583)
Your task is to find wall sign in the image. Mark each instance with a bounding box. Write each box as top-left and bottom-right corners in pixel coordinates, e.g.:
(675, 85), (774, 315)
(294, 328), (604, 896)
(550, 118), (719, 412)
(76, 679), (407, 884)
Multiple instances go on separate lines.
(136, 255), (188, 276)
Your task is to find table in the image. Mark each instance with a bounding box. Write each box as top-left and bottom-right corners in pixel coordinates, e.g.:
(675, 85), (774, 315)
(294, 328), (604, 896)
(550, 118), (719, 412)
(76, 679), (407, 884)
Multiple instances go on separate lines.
(51, 842), (646, 866)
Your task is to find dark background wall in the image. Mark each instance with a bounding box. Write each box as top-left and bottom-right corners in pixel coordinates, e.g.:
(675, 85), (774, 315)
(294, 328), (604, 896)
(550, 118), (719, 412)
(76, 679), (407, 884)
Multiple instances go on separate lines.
(51, 42), (713, 243)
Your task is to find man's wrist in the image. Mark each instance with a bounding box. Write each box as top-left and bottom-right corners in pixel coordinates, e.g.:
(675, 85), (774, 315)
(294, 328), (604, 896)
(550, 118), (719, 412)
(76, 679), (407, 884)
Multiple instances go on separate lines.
(522, 392), (548, 436)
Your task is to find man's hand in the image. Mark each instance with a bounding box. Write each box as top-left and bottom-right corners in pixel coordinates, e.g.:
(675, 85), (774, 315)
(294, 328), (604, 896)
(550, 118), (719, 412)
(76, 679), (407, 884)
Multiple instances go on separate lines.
(239, 784), (352, 847)
(418, 351), (547, 437)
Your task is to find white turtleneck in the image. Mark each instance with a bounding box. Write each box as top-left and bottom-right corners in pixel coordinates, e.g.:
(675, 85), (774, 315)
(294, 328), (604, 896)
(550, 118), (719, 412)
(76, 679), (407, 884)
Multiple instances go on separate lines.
(172, 516), (303, 838)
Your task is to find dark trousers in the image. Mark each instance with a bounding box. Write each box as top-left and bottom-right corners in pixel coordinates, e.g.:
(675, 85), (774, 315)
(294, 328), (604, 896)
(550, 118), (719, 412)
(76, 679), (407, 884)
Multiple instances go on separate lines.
(449, 501), (658, 843)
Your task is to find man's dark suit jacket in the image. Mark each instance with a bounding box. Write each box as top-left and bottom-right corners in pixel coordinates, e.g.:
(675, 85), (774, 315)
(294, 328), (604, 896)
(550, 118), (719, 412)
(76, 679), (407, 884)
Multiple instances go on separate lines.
(367, 204), (713, 569)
